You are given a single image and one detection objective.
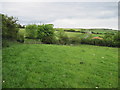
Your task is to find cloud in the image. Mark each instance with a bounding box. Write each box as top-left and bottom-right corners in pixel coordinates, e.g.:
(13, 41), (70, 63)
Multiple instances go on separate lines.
(0, 0), (119, 2)
(0, 2), (118, 30)
(50, 18), (117, 29)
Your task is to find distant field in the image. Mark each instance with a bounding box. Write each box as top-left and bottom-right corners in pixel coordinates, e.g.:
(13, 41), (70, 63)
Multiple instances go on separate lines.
(64, 32), (104, 38)
(90, 29), (117, 34)
(2, 44), (118, 88)
(55, 28), (118, 33)
(20, 28), (116, 39)
(58, 31), (82, 37)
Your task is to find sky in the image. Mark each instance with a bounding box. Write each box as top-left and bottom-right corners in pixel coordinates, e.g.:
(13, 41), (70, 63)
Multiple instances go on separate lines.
(0, 1), (119, 30)
(0, 0), (119, 2)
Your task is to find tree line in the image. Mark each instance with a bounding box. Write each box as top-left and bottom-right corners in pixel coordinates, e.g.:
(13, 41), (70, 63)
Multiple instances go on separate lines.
(25, 24), (55, 44)
(1, 14), (120, 47)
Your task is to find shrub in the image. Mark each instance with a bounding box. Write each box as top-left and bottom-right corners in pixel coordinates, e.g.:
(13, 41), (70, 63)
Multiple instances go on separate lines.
(42, 36), (56, 44)
(1, 14), (19, 47)
(24, 39), (42, 44)
(2, 14), (19, 40)
(113, 41), (120, 47)
(56, 30), (70, 45)
(37, 24), (55, 44)
(103, 33), (114, 40)
(69, 37), (81, 45)
(64, 29), (75, 32)
(81, 38), (90, 44)
(113, 32), (120, 42)
(17, 33), (24, 43)
(25, 24), (38, 39)
(2, 39), (10, 47)
(92, 39), (104, 46)
(59, 36), (70, 45)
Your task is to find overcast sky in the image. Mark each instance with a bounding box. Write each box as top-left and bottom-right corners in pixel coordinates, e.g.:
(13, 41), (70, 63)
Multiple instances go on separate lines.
(0, 2), (118, 30)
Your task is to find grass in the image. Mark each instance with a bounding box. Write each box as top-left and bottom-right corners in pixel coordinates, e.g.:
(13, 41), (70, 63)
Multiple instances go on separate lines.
(24, 39), (41, 44)
(63, 32), (104, 39)
(20, 28), (114, 39)
(65, 32), (82, 37)
(2, 44), (118, 88)
(91, 34), (104, 37)
(55, 28), (118, 33)
(90, 29), (118, 34)
(55, 30), (105, 39)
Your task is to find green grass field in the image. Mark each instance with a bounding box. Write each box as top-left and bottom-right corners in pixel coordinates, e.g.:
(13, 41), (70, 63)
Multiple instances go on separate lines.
(20, 28), (115, 39)
(65, 32), (82, 37)
(64, 32), (104, 38)
(2, 44), (118, 88)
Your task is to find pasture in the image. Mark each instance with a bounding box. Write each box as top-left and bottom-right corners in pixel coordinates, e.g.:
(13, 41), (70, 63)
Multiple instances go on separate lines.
(1, 7), (119, 89)
(2, 44), (118, 88)
(20, 28), (117, 39)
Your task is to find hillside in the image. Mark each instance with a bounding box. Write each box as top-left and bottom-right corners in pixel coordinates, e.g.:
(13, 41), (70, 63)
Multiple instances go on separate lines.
(2, 44), (118, 88)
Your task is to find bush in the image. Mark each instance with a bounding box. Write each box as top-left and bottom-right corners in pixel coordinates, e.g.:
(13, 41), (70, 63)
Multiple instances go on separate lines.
(56, 30), (69, 45)
(113, 32), (120, 42)
(91, 39), (105, 46)
(17, 33), (24, 43)
(113, 41), (120, 47)
(2, 39), (10, 47)
(2, 39), (18, 47)
(59, 36), (70, 45)
(80, 38), (110, 46)
(64, 29), (76, 32)
(37, 24), (55, 44)
(2, 14), (19, 40)
(25, 24), (37, 39)
(69, 37), (81, 45)
(41, 36), (56, 44)
(81, 38), (90, 44)
(24, 39), (42, 44)
(1, 14), (19, 47)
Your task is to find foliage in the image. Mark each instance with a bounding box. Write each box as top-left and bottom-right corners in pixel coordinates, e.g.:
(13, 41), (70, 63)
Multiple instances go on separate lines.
(2, 39), (19, 47)
(113, 32), (120, 47)
(103, 33), (113, 40)
(17, 31), (24, 43)
(24, 39), (41, 44)
(1, 14), (20, 47)
(2, 14), (19, 40)
(17, 24), (25, 28)
(20, 27), (119, 47)
(25, 24), (38, 39)
(56, 30), (70, 45)
(64, 29), (76, 32)
(37, 24), (55, 44)
(113, 31), (120, 41)
(69, 36), (81, 45)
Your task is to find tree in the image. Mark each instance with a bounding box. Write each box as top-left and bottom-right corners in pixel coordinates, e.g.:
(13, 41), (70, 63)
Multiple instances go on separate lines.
(2, 14), (19, 40)
(37, 24), (55, 44)
(56, 30), (70, 45)
(25, 24), (37, 39)
(114, 32), (120, 41)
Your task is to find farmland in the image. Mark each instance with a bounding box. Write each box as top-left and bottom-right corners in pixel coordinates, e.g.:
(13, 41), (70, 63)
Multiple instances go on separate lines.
(2, 14), (119, 88)
(19, 28), (119, 47)
(2, 44), (118, 88)
(21, 28), (118, 38)
(20, 28), (118, 39)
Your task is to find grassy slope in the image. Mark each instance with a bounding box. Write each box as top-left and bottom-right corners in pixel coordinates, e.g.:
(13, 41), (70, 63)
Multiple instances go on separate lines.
(19, 28), (106, 38)
(64, 32), (104, 38)
(20, 28), (117, 39)
(2, 44), (118, 88)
